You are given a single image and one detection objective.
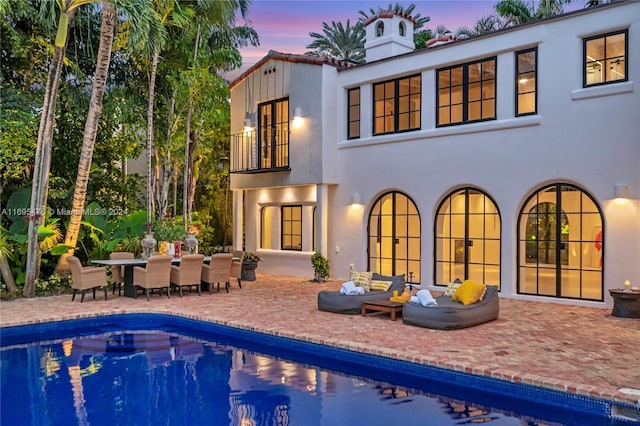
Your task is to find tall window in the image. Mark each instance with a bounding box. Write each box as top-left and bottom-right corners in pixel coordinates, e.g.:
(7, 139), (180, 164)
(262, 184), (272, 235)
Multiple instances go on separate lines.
(261, 206), (275, 249)
(516, 48), (537, 116)
(258, 98), (289, 170)
(518, 183), (603, 301)
(373, 75), (421, 135)
(368, 192), (421, 283)
(584, 30), (627, 87)
(281, 205), (302, 251)
(437, 57), (496, 126)
(347, 88), (360, 139)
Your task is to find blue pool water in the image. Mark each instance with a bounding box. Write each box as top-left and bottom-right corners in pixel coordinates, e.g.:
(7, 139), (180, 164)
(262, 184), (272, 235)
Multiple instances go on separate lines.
(0, 314), (635, 426)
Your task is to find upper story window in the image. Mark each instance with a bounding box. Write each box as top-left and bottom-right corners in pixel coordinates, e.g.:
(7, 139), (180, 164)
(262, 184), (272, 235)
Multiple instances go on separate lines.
(399, 22), (405, 37)
(373, 74), (421, 135)
(281, 205), (302, 251)
(347, 87), (360, 139)
(516, 48), (537, 116)
(584, 30), (627, 87)
(258, 97), (289, 170)
(376, 22), (384, 37)
(437, 57), (496, 127)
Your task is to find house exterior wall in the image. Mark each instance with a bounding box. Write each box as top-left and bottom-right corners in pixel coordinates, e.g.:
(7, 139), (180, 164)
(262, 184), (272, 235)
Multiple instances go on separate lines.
(229, 2), (640, 309)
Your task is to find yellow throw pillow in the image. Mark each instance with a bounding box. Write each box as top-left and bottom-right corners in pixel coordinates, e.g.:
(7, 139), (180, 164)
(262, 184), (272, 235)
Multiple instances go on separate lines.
(350, 271), (372, 292)
(452, 280), (486, 305)
(370, 279), (392, 292)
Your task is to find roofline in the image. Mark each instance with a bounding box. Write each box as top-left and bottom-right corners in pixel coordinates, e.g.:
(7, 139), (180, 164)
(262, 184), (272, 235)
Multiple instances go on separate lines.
(342, 0), (629, 72)
(228, 50), (357, 90)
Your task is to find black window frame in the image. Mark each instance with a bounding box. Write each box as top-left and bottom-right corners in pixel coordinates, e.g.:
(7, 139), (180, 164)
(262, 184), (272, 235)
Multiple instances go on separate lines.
(436, 57), (497, 127)
(281, 205), (302, 251)
(373, 74), (421, 136)
(515, 48), (537, 116)
(347, 87), (361, 140)
(257, 97), (289, 170)
(583, 29), (628, 88)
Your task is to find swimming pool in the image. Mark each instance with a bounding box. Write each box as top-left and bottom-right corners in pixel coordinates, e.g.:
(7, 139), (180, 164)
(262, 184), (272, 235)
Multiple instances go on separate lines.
(1, 314), (636, 425)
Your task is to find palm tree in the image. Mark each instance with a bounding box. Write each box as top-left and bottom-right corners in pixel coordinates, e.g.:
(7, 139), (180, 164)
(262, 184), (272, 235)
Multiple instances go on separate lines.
(306, 20), (365, 63)
(24, 0), (86, 298)
(357, 3), (430, 30)
(495, 0), (573, 27)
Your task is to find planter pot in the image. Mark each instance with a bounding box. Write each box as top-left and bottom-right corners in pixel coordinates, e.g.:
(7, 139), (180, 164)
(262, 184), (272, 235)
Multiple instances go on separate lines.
(241, 261), (258, 281)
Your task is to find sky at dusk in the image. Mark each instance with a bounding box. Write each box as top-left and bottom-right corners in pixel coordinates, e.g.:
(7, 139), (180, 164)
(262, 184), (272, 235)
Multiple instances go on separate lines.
(224, 0), (582, 82)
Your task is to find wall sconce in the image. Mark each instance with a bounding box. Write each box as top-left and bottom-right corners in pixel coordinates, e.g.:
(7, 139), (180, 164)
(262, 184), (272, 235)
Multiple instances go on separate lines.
(292, 107), (303, 128)
(350, 192), (361, 205)
(614, 183), (629, 199)
(244, 112), (255, 131)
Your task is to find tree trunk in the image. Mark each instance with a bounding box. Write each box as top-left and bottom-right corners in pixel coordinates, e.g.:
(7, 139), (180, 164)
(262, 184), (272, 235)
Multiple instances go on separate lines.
(0, 251), (18, 293)
(55, 3), (116, 277)
(147, 49), (160, 224)
(158, 91), (175, 219)
(24, 9), (75, 298)
(183, 23), (201, 230)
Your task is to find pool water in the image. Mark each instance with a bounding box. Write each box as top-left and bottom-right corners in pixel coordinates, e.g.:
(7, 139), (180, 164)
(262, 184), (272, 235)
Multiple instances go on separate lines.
(0, 314), (631, 426)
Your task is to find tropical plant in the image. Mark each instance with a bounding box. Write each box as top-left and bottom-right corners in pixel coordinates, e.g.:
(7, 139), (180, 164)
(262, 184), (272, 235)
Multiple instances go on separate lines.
(310, 251), (330, 281)
(243, 252), (262, 263)
(357, 3), (431, 30)
(495, 0), (573, 27)
(306, 20), (366, 63)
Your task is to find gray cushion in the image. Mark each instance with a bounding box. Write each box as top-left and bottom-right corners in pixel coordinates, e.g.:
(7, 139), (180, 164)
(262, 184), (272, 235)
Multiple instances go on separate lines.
(317, 274), (406, 315)
(402, 285), (499, 330)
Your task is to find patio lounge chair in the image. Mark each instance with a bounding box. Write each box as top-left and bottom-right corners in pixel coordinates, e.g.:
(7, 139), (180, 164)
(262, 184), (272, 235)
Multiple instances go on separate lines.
(68, 256), (108, 302)
(170, 254), (205, 296)
(402, 284), (499, 330)
(317, 273), (406, 314)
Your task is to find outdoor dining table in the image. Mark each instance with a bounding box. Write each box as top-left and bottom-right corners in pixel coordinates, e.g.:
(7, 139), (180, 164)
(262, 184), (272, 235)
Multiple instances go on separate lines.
(92, 256), (211, 298)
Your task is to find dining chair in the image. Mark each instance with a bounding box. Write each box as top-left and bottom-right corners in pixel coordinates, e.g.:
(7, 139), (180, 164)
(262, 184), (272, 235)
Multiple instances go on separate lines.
(109, 252), (134, 296)
(170, 254), (205, 297)
(230, 250), (244, 289)
(201, 253), (233, 294)
(133, 255), (172, 301)
(68, 256), (108, 302)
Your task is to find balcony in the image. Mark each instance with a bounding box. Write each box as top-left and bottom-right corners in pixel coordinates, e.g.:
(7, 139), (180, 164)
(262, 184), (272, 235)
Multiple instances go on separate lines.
(229, 130), (290, 174)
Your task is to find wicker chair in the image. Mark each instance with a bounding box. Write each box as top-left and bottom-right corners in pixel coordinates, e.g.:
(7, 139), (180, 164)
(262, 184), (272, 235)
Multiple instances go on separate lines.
(133, 255), (172, 301)
(201, 253), (233, 294)
(109, 252), (134, 295)
(230, 250), (244, 289)
(68, 256), (108, 302)
(170, 254), (205, 297)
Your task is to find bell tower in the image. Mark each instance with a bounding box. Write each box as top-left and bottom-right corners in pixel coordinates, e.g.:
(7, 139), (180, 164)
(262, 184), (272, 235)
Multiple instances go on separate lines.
(364, 11), (415, 63)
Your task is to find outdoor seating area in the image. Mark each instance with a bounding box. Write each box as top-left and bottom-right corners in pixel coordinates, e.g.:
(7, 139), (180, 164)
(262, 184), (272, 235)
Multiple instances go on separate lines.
(75, 252), (243, 302)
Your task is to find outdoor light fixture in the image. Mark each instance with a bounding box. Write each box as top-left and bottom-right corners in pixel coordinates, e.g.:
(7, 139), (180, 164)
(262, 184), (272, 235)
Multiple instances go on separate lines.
(292, 107), (303, 128)
(244, 112), (255, 131)
(351, 193), (361, 205)
(614, 183), (629, 199)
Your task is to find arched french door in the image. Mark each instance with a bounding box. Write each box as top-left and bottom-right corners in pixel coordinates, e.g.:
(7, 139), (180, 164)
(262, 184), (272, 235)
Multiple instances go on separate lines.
(434, 188), (501, 287)
(368, 192), (421, 283)
(517, 183), (603, 301)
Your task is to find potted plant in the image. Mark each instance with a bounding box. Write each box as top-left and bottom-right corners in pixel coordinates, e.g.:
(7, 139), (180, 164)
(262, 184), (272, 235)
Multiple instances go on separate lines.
(153, 219), (186, 256)
(241, 252), (262, 281)
(310, 251), (330, 282)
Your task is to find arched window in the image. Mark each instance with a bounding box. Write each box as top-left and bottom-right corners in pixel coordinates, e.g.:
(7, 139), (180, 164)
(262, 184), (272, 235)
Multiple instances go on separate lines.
(368, 191), (420, 283)
(399, 22), (406, 37)
(434, 187), (501, 288)
(517, 183), (603, 301)
(376, 22), (384, 37)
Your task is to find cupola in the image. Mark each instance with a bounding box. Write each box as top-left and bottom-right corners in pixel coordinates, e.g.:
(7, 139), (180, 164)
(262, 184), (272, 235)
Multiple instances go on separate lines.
(364, 11), (415, 63)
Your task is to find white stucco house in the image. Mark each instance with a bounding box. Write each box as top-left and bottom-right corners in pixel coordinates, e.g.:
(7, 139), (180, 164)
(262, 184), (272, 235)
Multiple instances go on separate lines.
(227, 1), (639, 309)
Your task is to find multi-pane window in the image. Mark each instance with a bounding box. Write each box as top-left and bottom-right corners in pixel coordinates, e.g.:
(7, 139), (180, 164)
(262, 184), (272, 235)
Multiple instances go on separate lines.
(437, 57), (496, 126)
(373, 75), (421, 135)
(281, 205), (302, 251)
(584, 30), (627, 87)
(258, 97), (289, 169)
(347, 88), (360, 139)
(516, 48), (537, 116)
